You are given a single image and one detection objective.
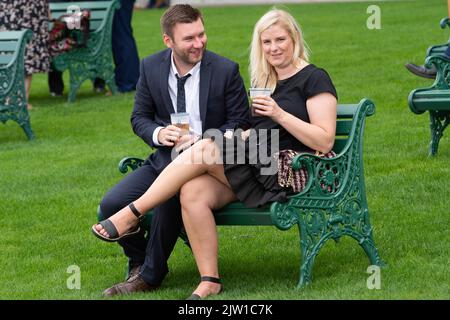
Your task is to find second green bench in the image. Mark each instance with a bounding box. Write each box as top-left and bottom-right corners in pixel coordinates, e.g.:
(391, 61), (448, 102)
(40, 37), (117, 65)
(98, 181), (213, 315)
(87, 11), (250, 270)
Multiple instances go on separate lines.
(49, 0), (120, 102)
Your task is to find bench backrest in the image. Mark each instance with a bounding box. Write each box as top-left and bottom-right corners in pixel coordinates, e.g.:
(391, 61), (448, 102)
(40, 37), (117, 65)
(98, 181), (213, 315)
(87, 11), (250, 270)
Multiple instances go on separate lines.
(0, 30), (32, 98)
(334, 102), (371, 154)
(49, 1), (118, 32)
(0, 31), (29, 67)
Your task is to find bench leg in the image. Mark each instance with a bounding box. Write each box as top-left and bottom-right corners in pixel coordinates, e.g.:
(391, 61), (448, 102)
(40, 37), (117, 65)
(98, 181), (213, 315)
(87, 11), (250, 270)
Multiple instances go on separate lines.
(20, 120), (35, 140)
(105, 79), (118, 95)
(296, 211), (327, 289)
(14, 104), (35, 140)
(358, 231), (385, 268)
(68, 80), (81, 103)
(342, 206), (385, 271)
(67, 65), (90, 103)
(429, 111), (449, 156)
(104, 75), (118, 96)
(295, 207), (385, 289)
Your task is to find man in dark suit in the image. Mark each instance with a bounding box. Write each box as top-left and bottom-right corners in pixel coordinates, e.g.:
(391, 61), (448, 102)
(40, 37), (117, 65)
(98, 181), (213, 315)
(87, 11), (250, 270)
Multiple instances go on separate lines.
(98, 4), (250, 297)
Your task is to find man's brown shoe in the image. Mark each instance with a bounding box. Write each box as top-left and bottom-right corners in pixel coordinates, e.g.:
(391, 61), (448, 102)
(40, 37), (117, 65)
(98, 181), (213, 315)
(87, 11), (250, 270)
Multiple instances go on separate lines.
(102, 274), (159, 297)
(126, 265), (141, 281)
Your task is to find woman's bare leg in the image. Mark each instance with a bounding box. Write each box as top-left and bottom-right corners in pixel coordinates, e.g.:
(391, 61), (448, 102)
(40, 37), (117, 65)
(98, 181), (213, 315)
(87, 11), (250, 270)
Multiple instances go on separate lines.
(94, 138), (230, 237)
(180, 174), (237, 298)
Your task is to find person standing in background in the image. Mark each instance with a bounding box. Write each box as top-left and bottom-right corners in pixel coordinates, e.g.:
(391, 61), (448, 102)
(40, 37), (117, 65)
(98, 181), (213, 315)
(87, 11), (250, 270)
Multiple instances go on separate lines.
(95, 0), (140, 93)
(111, 0), (140, 92)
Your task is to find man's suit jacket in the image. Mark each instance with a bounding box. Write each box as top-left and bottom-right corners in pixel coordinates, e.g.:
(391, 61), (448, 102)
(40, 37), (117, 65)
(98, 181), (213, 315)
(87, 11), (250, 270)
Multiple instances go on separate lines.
(131, 49), (251, 172)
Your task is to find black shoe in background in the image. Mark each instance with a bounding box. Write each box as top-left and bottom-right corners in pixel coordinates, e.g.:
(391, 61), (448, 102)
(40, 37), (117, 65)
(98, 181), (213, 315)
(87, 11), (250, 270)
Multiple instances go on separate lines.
(405, 63), (437, 79)
(93, 78), (106, 93)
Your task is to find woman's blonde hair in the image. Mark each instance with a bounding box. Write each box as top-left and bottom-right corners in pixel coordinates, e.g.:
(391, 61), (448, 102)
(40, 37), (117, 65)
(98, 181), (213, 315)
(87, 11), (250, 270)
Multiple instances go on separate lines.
(249, 9), (309, 91)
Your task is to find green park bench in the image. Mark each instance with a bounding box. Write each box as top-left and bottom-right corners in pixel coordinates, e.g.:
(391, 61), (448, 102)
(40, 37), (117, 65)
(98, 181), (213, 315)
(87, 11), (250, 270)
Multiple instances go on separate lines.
(49, 0), (120, 103)
(0, 29), (34, 140)
(408, 18), (450, 156)
(107, 98), (384, 289)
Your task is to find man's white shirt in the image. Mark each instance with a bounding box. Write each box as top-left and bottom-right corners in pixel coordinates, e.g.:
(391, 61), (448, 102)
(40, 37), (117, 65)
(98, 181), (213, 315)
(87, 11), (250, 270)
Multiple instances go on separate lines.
(152, 53), (202, 146)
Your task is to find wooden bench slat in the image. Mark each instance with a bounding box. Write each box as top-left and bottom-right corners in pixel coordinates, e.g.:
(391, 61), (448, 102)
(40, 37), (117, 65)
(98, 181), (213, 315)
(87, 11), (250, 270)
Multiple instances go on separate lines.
(0, 54), (14, 65)
(336, 120), (353, 135)
(333, 138), (348, 153)
(0, 41), (19, 52)
(411, 89), (450, 112)
(0, 31), (26, 41)
(336, 104), (358, 118)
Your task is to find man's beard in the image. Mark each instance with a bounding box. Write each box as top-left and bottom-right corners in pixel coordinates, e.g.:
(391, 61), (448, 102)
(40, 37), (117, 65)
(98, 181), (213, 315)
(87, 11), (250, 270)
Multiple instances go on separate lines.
(173, 45), (206, 66)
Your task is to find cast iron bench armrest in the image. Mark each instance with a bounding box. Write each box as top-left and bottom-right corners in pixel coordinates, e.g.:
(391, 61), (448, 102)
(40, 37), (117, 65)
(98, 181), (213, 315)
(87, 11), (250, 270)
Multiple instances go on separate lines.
(440, 17), (450, 29)
(118, 157), (145, 173)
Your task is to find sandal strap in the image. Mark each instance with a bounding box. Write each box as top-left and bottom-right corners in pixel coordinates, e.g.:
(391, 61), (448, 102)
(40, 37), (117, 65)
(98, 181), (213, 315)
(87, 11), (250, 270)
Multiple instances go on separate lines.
(201, 276), (221, 284)
(129, 203), (145, 221)
(99, 219), (119, 238)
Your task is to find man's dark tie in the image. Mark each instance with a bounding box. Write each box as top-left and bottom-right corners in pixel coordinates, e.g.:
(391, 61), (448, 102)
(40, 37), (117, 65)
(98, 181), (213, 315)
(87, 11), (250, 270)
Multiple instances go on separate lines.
(175, 73), (191, 113)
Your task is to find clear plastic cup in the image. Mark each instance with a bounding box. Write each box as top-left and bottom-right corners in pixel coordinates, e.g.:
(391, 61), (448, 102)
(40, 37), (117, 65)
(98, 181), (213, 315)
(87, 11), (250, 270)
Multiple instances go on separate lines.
(249, 88), (271, 117)
(170, 112), (190, 135)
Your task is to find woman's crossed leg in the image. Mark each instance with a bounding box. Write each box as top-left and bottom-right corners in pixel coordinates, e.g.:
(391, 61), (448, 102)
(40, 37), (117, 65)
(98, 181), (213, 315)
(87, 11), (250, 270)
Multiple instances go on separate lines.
(180, 174), (237, 299)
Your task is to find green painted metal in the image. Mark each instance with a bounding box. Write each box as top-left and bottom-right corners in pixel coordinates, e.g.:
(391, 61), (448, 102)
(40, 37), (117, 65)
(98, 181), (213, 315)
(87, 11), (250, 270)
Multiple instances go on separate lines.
(408, 18), (450, 156)
(0, 29), (34, 140)
(112, 99), (383, 289)
(49, 1), (120, 103)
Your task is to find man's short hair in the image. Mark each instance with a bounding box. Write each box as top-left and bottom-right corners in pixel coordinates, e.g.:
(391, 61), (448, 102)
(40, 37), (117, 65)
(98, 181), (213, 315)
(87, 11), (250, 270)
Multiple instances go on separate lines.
(160, 4), (203, 39)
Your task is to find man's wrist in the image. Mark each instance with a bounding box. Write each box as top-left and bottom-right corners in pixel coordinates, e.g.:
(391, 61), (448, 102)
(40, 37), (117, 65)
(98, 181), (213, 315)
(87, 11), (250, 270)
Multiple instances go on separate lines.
(152, 126), (164, 146)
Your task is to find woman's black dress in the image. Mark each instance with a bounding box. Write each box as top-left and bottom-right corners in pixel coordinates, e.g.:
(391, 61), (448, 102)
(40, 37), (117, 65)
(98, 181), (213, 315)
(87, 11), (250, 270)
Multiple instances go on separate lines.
(222, 64), (338, 208)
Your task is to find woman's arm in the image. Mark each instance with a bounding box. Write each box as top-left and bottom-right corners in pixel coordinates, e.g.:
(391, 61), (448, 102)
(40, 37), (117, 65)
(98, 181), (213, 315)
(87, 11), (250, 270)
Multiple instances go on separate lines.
(252, 92), (337, 153)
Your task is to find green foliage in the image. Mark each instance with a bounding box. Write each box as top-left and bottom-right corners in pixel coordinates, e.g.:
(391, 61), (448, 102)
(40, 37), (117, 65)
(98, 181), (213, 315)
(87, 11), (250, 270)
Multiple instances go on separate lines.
(0, 0), (449, 299)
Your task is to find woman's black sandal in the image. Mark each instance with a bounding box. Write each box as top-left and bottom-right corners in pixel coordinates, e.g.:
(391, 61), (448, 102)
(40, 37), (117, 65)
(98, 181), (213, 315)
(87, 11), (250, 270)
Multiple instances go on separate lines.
(186, 276), (222, 300)
(91, 203), (145, 243)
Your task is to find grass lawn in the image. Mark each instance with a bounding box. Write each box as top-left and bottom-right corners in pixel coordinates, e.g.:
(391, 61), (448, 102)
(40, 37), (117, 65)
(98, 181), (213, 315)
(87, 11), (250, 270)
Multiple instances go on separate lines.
(0, 0), (449, 300)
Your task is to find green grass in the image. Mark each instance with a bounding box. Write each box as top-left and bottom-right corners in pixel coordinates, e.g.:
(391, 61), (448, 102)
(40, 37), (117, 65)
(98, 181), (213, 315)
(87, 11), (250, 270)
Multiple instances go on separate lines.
(1, 0), (449, 300)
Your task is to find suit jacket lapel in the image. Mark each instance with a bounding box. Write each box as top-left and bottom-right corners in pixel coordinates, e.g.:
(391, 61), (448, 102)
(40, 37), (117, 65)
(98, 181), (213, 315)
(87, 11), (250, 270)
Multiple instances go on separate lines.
(160, 49), (174, 114)
(199, 52), (211, 132)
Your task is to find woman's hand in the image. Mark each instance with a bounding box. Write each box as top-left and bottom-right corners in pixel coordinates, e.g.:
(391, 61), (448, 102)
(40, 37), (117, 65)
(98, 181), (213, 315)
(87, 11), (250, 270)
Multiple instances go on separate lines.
(252, 96), (285, 122)
(175, 134), (200, 152)
(241, 129), (251, 141)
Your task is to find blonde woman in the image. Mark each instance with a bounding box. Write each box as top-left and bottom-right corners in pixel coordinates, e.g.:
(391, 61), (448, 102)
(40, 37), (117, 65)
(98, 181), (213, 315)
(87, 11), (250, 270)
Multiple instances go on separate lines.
(92, 9), (337, 299)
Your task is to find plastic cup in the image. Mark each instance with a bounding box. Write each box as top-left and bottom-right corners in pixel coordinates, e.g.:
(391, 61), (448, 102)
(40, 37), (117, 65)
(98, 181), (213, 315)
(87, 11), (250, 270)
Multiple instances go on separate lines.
(249, 88), (271, 117)
(170, 112), (190, 135)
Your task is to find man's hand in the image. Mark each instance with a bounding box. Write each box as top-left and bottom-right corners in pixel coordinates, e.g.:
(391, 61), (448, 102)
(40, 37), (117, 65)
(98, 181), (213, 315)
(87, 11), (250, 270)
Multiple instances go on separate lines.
(157, 125), (182, 146)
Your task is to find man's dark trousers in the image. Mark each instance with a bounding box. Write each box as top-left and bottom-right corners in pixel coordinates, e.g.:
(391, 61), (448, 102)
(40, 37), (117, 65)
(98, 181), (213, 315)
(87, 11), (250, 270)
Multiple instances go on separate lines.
(99, 150), (181, 286)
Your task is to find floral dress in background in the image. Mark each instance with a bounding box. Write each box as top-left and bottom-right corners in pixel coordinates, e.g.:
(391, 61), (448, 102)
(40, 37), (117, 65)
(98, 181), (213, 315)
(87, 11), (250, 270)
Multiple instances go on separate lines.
(0, 0), (51, 75)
